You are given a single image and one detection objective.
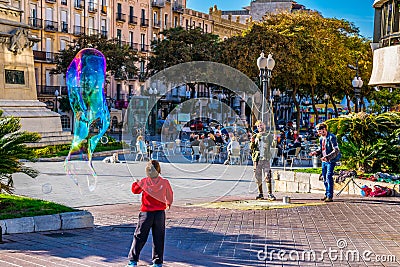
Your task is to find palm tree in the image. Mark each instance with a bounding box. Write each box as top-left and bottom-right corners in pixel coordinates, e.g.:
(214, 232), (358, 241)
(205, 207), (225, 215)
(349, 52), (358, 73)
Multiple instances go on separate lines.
(0, 110), (41, 193)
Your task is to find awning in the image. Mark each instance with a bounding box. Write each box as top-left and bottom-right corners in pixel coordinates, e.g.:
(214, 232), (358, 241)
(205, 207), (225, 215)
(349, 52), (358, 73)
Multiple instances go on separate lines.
(369, 45), (400, 87)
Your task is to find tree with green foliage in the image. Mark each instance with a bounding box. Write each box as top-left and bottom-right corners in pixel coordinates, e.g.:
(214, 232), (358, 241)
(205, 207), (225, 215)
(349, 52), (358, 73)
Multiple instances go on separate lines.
(219, 11), (372, 130)
(148, 27), (220, 74)
(52, 34), (139, 80)
(147, 27), (221, 98)
(0, 110), (41, 194)
(326, 112), (400, 173)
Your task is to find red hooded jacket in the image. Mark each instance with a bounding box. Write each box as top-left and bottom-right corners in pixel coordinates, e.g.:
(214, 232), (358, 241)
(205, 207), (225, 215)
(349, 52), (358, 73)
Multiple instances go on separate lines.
(132, 176), (173, 212)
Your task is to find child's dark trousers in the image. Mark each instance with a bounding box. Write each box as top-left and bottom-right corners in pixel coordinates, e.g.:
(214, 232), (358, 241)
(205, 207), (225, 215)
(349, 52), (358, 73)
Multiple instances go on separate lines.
(128, 210), (166, 264)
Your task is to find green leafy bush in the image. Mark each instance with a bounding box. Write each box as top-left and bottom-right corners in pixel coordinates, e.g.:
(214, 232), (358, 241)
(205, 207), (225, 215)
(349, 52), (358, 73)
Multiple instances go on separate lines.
(326, 112), (400, 173)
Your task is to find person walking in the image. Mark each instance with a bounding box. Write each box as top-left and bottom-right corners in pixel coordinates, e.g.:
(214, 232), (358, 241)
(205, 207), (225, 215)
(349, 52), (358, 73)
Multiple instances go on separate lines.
(309, 123), (341, 202)
(126, 160), (174, 267)
(250, 120), (276, 201)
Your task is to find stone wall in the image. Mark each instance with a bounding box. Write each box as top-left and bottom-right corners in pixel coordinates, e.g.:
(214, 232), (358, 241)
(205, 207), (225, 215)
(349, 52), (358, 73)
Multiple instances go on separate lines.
(273, 170), (400, 196)
(250, 0), (292, 21)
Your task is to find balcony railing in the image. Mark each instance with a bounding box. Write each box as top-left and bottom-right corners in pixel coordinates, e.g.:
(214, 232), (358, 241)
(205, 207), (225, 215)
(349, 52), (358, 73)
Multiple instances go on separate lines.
(140, 44), (150, 52)
(100, 30), (108, 38)
(74, 25), (84, 35)
(44, 20), (58, 32)
(129, 42), (139, 51)
(88, 2), (97, 13)
(37, 85), (67, 96)
(116, 12), (126, 22)
(151, 0), (165, 7)
(380, 32), (400, 48)
(61, 22), (68, 33)
(140, 18), (149, 27)
(88, 28), (99, 36)
(74, 0), (83, 9)
(172, 4), (183, 13)
(153, 20), (161, 28)
(128, 16), (138, 25)
(33, 51), (59, 63)
(28, 17), (42, 29)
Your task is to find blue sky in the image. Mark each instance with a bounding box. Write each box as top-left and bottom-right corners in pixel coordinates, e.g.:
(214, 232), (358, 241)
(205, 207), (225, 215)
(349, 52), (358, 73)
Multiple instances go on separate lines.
(186, 0), (375, 39)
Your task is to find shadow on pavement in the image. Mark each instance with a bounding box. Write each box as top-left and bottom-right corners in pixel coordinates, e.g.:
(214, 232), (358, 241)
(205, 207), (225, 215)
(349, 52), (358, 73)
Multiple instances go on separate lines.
(1, 223), (303, 266)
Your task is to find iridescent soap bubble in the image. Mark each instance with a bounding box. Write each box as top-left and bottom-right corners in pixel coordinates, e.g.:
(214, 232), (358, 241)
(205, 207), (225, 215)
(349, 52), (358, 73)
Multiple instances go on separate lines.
(41, 183), (52, 194)
(64, 48), (110, 190)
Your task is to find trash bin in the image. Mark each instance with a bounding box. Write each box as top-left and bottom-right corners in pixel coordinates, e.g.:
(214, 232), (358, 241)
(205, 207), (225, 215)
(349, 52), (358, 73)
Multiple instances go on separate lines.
(312, 156), (321, 168)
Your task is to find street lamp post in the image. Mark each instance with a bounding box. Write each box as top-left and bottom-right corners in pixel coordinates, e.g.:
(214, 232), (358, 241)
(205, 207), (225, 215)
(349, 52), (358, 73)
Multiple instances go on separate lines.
(348, 60), (363, 113)
(352, 76), (363, 113)
(148, 87), (158, 136)
(54, 89), (59, 113)
(272, 88), (281, 125)
(324, 93), (330, 121)
(257, 51), (275, 125)
(218, 92), (226, 124)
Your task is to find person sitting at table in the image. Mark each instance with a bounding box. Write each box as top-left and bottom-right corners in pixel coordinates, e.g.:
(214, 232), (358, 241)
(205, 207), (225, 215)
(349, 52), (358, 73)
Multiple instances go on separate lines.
(207, 133), (216, 151)
(284, 137), (302, 158)
(215, 132), (226, 145)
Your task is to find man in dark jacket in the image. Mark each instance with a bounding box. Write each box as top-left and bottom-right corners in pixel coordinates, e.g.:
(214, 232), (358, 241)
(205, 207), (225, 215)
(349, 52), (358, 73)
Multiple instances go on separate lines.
(309, 123), (341, 202)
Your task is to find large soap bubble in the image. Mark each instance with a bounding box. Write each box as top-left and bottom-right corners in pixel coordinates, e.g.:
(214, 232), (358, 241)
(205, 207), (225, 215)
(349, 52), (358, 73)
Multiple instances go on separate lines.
(64, 48), (110, 185)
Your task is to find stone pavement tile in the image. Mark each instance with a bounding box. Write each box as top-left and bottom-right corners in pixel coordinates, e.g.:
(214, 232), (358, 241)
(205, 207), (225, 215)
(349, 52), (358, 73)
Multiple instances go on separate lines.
(1, 196), (400, 266)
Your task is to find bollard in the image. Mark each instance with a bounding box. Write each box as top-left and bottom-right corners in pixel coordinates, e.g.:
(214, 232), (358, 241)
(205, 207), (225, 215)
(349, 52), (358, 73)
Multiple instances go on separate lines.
(312, 156), (321, 168)
(282, 196), (291, 204)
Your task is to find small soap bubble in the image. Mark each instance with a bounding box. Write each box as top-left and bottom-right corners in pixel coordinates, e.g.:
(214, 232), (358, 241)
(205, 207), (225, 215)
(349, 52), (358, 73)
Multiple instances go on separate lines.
(42, 183), (52, 194)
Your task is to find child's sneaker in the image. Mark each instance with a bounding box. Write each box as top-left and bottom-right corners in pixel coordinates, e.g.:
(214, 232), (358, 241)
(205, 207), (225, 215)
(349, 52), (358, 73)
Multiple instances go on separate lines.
(126, 260), (137, 267)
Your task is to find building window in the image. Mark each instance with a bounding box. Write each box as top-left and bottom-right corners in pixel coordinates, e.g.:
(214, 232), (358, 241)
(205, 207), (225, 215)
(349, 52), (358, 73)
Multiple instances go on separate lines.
(61, 115), (71, 130)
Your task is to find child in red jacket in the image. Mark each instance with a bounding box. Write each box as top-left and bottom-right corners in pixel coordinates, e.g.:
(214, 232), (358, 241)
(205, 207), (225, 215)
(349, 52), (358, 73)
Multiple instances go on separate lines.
(126, 160), (173, 267)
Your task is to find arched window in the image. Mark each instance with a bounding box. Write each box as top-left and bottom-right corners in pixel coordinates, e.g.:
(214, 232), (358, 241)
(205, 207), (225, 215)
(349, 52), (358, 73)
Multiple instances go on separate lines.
(60, 115), (71, 130)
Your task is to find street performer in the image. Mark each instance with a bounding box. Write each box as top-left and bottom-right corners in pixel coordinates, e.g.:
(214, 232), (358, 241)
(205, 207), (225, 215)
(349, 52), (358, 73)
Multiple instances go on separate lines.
(250, 120), (276, 201)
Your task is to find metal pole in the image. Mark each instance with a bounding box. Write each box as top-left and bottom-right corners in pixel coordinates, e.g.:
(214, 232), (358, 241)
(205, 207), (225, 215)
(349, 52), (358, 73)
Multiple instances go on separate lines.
(260, 69), (266, 123)
(325, 98), (328, 120)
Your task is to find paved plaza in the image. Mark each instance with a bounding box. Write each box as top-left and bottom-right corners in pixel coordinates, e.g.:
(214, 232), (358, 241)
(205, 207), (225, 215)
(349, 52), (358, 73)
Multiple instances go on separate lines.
(1, 160), (400, 266)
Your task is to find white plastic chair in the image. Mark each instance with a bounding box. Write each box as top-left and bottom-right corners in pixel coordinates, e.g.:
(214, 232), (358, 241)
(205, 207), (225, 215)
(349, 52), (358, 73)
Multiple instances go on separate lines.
(165, 142), (175, 156)
(287, 147), (301, 167)
(230, 148), (241, 165)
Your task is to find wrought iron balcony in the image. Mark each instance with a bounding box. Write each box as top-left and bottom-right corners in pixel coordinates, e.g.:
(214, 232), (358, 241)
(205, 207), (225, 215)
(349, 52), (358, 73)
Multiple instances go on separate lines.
(153, 20), (161, 28)
(74, 0), (83, 9)
(74, 25), (84, 36)
(100, 30), (108, 38)
(28, 17), (42, 29)
(128, 16), (138, 25)
(140, 18), (149, 27)
(151, 0), (165, 7)
(116, 13), (126, 22)
(88, 28), (99, 36)
(44, 20), (58, 32)
(88, 2), (97, 13)
(33, 51), (59, 63)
